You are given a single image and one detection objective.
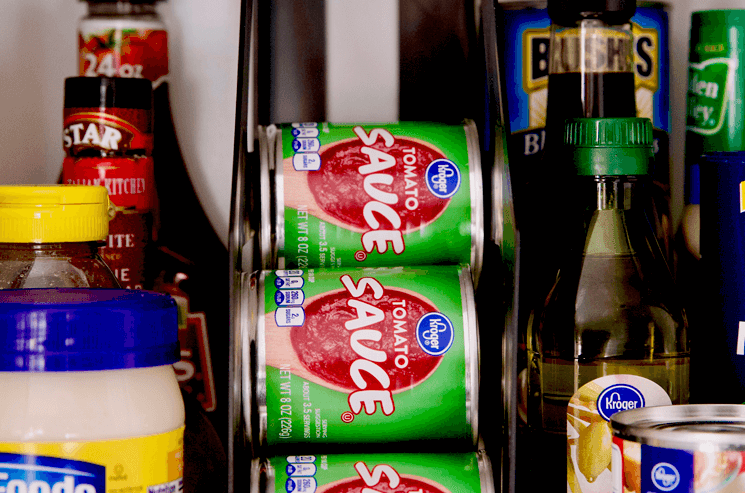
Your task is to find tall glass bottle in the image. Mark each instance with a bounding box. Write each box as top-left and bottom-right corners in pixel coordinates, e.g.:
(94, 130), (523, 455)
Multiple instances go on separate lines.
(517, 0), (638, 338)
(515, 3), (639, 465)
(78, 1), (228, 486)
(62, 76), (155, 290)
(78, 0), (227, 418)
(543, 1), (637, 148)
(525, 118), (689, 493)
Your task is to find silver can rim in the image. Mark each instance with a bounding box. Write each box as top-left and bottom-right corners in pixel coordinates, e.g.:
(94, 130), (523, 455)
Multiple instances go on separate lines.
(611, 404), (745, 450)
(460, 264), (480, 446)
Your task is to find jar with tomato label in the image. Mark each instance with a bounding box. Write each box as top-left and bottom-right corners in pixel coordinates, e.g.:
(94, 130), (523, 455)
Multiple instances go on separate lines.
(62, 76), (156, 290)
(0, 185), (119, 289)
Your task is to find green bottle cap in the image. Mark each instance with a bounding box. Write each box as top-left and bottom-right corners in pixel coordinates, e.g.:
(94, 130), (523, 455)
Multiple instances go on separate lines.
(563, 117), (653, 176)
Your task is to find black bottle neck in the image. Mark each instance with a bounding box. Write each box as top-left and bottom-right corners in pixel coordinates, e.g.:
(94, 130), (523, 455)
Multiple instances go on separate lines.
(86, 2), (159, 17)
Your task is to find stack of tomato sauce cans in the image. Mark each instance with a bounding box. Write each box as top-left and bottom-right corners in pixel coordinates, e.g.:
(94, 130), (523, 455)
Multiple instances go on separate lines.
(240, 121), (494, 493)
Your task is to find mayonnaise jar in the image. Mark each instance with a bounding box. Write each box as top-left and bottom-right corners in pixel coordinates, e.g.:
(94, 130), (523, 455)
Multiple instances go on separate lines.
(0, 289), (185, 493)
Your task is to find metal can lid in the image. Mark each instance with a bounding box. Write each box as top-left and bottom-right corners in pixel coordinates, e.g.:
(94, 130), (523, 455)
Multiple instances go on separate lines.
(611, 404), (745, 450)
(0, 289), (179, 372)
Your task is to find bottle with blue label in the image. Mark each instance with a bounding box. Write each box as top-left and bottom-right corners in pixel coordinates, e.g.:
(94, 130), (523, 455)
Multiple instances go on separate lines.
(524, 118), (689, 493)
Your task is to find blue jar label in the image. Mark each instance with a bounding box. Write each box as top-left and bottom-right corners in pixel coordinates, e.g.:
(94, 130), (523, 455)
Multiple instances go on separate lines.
(0, 428), (183, 493)
(0, 453), (105, 493)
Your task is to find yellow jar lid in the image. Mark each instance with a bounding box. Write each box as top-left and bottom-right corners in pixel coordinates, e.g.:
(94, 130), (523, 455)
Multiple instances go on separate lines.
(0, 185), (111, 243)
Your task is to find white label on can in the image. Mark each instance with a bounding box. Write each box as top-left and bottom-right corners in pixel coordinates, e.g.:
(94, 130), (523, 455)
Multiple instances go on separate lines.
(274, 289), (305, 306)
(276, 276), (305, 289)
(286, 463), (317, 477)
(292, 138), (320, 153)
(275, 307), (305, 327)
(293, 153), (322, 171)
(287, 456), (316, 463)
(287, 477), (317, 493)
(292, 128), (320, 138)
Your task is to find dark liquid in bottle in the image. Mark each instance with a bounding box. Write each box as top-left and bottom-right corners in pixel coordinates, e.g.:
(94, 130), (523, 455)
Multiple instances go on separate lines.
(544, 71), (637, 149)
(519, 70), (637, 308)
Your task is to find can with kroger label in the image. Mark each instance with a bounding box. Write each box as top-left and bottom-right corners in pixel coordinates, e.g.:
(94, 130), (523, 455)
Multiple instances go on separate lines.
(243, 265), (479, 449)
(610, 404), (745, 493)
(250, 451), (494, 493)
(257, 122), (484, 281)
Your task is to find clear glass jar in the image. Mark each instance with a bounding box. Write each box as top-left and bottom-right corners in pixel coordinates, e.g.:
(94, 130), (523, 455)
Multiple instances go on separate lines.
(0, 185), (119, 288)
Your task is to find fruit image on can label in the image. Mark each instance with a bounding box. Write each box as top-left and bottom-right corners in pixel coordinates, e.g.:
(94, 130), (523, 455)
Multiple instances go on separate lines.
(287, 286), (443, 393)
(262, 122), (483, 276)
(300, 134), (452, 233)
(253, 266), (478, 446)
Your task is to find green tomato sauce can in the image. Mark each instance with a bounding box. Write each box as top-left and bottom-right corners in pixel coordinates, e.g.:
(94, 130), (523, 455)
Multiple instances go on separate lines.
(242, 265), (479, 448)
(257, 122), (484, 281)
(250, 452), (495, 493)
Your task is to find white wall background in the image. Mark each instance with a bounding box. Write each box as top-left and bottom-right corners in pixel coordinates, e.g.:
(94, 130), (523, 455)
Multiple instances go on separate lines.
(0, 0), (735, 243)
(0, 0), (242, 245)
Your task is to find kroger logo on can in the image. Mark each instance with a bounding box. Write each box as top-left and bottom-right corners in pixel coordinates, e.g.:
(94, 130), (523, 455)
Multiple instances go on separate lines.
(651, 463), (680, 491)
(425, 159), (461, 199)
(416, 312), (455, 356)
(597, 384), (645, 421)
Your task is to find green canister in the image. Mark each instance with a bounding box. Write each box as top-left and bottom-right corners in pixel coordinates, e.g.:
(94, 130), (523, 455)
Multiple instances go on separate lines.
(251, 452), (494, 493)
(242, 265), (479, 448)
(257, 122), (483, 280)
(685, 10), (745, 205)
